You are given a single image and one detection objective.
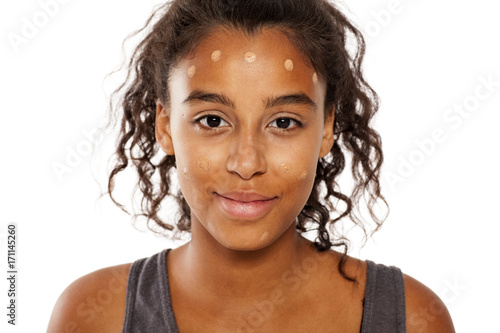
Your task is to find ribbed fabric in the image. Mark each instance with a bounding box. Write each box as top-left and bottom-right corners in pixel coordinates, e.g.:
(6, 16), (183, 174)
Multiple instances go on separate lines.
(122, 249), (178, 333)
(123, 250), (406, 332)
(360, 260), (407, 333)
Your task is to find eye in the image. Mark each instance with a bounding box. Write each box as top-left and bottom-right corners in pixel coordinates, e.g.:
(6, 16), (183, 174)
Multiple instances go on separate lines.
(197, 115), (229, 128)
(269, 117), (301, 130)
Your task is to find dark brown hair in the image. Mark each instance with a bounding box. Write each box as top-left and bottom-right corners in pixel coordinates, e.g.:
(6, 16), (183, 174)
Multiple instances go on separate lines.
(108, 0), (388, 280)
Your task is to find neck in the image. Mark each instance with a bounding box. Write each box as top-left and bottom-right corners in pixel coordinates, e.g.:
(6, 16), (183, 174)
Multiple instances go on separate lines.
(174, 220), (317, 300)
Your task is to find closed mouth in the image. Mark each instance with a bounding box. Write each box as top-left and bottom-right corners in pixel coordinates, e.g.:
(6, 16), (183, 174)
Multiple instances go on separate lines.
(215, 192), (278, 220)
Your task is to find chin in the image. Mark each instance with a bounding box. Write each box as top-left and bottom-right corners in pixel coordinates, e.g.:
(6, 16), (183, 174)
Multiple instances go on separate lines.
(218, 238), (271, 252)
(211, 227), (284, 253)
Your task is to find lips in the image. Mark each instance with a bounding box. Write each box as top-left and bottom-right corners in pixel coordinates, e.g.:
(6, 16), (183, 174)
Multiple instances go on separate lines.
(215, 192), (277, 220)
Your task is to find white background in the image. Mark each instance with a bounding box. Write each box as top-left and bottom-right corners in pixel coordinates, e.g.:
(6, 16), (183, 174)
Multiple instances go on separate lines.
(1, 0), (499, 331)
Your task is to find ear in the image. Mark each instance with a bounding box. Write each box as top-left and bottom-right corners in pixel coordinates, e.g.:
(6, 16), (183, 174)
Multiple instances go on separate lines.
(319, 108), (335, 158)
(155, 101), (175, 155)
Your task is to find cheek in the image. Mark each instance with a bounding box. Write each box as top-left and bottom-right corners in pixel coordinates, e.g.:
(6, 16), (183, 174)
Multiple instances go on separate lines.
(276, 161), (313, 185)
(272, 149), (318, 205)
(197, 156), (212, 171)
(175, 150), (216, 213)
(179, 155), (213, 191)
(278, 163), (310, 182)
(273, 162), (315, 214)
(274, 141), (318, 182)
(183, 167), (192, 179)
(172, 125), (213, 178)
(178, 155), (213, 185)
(280, 163), (291, 174)
(180, 155), (214, 178)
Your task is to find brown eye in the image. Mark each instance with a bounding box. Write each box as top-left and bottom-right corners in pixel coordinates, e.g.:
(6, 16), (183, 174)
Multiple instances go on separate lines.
(276, 118), (291, 129)
(270, 117), (300, 130)
(207, 116), (222, 127)
(198, 115), (229, 128)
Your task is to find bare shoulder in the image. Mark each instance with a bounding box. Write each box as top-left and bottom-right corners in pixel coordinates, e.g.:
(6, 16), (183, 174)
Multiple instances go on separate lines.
(404, 273), (455, 333)
(47, 263), (131, 333)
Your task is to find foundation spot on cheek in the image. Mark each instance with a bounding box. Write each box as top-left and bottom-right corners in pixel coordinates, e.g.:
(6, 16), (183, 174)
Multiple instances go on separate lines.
(187, 65), (196, 78)
(280, 163), (291, 174)
(211, 50), (222, 62)
(244, 52), (256, 63)
(183, 168), (191, 179)
(284, 59), (294, 72)
(299, 171), (308, 181)
(197, 156), (212, 171)
(312, 72), (319, 84)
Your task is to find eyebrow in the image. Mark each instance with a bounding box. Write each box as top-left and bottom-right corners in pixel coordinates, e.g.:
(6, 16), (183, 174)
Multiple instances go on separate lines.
(183, 90), (235, 109)
(265, 94), (317, 111)
(183, 90), (317, 111)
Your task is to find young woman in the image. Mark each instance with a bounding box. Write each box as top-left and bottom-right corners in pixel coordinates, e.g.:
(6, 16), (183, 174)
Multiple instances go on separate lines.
(48, 0), (455, 331)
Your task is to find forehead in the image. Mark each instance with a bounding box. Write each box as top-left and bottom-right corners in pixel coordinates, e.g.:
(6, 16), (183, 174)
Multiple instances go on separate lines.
(171, 28), (324, 106)
(190, 28), (308, 65)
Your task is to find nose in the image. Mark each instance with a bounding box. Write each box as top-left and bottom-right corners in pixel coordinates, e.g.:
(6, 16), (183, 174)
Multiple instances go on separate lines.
(226, 131), (267, 180)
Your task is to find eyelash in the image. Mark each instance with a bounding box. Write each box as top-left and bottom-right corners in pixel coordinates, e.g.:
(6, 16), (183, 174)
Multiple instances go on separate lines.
(195, 115), (230, 130)
(193, 115), (303, 133)
(269, 118), (302, 132)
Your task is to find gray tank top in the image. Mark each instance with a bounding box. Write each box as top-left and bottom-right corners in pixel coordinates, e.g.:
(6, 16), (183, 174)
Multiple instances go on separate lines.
(122, 249), (406, 332)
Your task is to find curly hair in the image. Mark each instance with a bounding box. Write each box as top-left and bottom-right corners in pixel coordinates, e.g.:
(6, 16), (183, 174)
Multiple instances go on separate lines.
(107, 0), (388, 280)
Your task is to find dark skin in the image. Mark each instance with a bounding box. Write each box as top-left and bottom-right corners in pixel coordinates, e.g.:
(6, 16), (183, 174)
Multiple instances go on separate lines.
(47, 29), (455, 332)
(166, 234), (367, 332)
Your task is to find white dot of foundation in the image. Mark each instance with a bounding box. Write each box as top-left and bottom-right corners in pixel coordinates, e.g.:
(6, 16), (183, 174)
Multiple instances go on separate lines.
(188, 65), (196, 78)
(299, 171), (308, 181)
(312, 72), (319, 84)
(245, 52), (257, 63)
(197, 156), (212, 171)
(285, 59), (294, 72)
(211, 50), (222, 62)
(280, 163), (291, 174)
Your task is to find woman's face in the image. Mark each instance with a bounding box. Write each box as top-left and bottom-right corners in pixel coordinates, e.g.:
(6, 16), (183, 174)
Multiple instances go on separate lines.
(156, 28), (334, 251)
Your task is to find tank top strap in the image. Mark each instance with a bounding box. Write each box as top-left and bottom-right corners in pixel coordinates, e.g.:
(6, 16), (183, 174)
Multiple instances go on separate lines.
(122, 249), (179, 333)
(360, 260), (407, 333)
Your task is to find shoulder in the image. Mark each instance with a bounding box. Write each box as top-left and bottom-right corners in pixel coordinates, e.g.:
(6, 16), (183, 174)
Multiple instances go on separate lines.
(47, 263), (132, 333)
(403, 273), (455, 333)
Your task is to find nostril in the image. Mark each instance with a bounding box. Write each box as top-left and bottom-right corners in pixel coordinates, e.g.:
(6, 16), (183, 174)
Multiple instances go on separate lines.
(226, 143), (267, 179)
